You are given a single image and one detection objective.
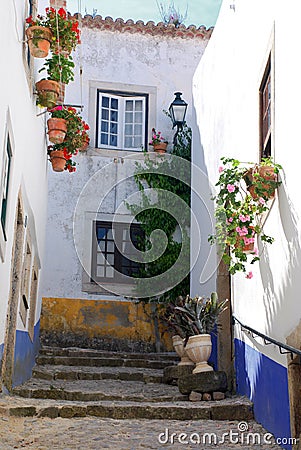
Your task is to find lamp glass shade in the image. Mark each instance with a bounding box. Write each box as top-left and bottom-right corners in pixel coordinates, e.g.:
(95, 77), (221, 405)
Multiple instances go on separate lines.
(169, 92), (187, 128)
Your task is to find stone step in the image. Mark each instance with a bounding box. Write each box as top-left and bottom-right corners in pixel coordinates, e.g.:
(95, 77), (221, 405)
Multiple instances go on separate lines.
(39, 346), (179, 362)
(0, 396), (254, 421)
(36, 355), (174, 370)
(32, 364), (164, 384)
(12, 379), (186, 403)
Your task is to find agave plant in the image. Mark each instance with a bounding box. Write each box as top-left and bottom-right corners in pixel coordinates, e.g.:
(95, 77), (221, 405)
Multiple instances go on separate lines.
(174, 293), (228, 340)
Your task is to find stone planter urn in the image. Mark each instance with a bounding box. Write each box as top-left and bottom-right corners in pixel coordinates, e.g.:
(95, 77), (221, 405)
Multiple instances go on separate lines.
(185, 334), (213, 374)
(172, 335), (194, 366)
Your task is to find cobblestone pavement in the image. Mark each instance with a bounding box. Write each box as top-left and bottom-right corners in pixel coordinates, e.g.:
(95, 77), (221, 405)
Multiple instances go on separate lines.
(0, 416), (285, 450)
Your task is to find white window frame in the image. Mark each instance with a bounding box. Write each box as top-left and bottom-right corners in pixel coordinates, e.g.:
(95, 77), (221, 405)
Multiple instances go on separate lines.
(96, 91), (146, 151)
(89, 81), (157, 155)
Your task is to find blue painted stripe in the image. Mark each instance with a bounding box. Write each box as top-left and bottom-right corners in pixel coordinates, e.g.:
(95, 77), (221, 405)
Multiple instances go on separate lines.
(234, 338), (291, 450)
(0, 342), (4, 363)
(13, 320), (40, 387)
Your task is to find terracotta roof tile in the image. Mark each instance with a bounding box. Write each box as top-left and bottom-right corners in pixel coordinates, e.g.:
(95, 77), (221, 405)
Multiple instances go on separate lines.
(73, 13), (213, 40)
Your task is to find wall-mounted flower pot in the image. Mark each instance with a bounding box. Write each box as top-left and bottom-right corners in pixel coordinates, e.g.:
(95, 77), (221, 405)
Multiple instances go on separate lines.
(25, 26), (52, 58)
(78, 136), (90, 152)
(47, 118), (67, 144)
(153, 142), (168, 154)
(36, 79), (60, 108)
(246, 165), (277, 200)
(49, 150), (66, 172)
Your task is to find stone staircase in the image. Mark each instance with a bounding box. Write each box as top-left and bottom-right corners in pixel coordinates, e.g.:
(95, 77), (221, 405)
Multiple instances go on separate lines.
(0, 346), (254, 420)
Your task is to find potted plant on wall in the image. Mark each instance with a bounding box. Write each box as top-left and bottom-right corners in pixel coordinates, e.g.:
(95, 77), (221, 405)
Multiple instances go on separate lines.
(208, 157), (282, 277)
(26, 7), (80, 58)
(172, 293), (227, 374)
(47, 106), (88, 172)
(25, 14), (53, 58)
(149, 128), (168, 153)
(36, 54), (75, 108)
(44, 6), (80, 55)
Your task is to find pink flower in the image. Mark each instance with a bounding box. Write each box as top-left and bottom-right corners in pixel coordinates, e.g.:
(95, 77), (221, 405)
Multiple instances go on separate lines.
(246, 271), (253, 279)
(259, 197), (265, 205)
(239, 214), (251, 222)
(218, 166), (224, 173)
(228, 217), (233, 222)
(227, 184), (235, 193)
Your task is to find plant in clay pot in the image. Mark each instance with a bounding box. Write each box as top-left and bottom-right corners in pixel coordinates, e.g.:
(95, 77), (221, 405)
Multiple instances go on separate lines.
(173, 293), (228, 374)
(149, 128), (168, 153)
(47, 106), (90, 172)
(44, 6), (80, 55)
(25, 14), (52, 58)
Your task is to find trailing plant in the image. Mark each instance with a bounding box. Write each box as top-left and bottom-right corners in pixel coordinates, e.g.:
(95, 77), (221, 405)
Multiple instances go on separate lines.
(126, 123), (192, 304)
(38, 53), (75, 84)
(209, 156), (282, 277)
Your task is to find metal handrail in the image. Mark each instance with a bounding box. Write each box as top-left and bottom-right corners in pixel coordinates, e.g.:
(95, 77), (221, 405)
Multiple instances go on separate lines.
(232, 315), (301, 359)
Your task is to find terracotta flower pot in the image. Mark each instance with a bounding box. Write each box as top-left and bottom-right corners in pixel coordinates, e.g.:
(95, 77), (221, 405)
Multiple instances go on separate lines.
(78, 136), (90, 152)
(172, 335), (194, 366)
(185, 334), (213, 374)
(47, 118), (67, 144)
(153, 142), (168, 154)
(49, 150), (66, 172)
(246, 165), (277, 200)
(25, 26), (52, 58)
(36, 80), (60, 108)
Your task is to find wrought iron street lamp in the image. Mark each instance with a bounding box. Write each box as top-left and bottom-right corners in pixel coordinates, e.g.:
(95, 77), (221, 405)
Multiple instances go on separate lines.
(169, 92), (188, 143)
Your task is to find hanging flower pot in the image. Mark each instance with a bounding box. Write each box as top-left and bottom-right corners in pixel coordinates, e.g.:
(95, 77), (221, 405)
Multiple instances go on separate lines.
(25, 26), (52, 58)
(78, 135), (90, 152)
(47, 118), (67, 144)
(36, 79), (60, 108)
(246, 165), (277, 201)
(153, 142), (168, 154)
(49, 150), (66, 172)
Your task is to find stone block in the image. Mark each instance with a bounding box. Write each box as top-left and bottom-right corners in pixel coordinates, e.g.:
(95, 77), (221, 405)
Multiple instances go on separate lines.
(213, 391), (225, 401)
(38, 406), (59, 418)
(163, 365), (194, 384)
(189, 391), (202, 402)
(178, 370), (227, 395)
(202, 392), (212, 401)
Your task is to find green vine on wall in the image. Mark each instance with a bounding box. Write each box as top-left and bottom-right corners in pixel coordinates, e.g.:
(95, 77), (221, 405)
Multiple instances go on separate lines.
(126, 124), (192, 304)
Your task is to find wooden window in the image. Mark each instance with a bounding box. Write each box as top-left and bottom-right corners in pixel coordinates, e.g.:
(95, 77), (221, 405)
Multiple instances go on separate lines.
(260, 58), (271, 159)
(91, 221), (144, 284)
(96, 91), (148, 151)
(0, 134), (12, 240)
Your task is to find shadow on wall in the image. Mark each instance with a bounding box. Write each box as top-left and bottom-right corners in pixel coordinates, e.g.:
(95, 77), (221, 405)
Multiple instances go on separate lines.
(235, 176), (301, 449)
(190, 102), (217, 293)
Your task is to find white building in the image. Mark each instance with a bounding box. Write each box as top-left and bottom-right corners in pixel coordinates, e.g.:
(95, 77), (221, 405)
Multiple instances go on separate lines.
(193, 0), (301, 445)
(40, 11), (212, 351)
(0, 0), (48, 389)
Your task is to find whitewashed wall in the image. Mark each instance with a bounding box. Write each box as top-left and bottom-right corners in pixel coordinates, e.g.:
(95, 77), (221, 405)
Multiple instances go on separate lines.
(192, 0), (301, 441)
(0, 0), (48, 381)
(42, 23), (210, 300)
(193, 0), (301, 364)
